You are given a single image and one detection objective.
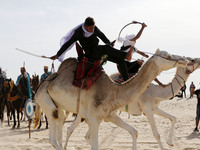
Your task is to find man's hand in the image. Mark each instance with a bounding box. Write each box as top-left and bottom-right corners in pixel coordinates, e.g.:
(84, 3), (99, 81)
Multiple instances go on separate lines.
(110, 40), (116, 47)
(50, 55), (58, 60)
(142, 23), (147, 28)
(143, 53), (149, 58)
(136, 50), (149, 58)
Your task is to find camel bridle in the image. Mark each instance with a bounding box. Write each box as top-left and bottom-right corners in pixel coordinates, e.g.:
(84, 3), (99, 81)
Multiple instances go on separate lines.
(170, 61), (200, 98)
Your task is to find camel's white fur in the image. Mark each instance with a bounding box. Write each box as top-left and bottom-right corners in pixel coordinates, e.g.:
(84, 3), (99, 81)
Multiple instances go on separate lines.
(118, 57), (200, 150)
(34, 49), (188, 150)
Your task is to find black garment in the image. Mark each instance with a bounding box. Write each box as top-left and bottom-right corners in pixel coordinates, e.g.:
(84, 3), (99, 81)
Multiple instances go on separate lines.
(119, 45), (141, 77)
(57, 26), (110, 57)
(195, 89), (200, 105)
(117, 61), (141, 79)
(57, 25), (129, 80)
(90, 45), (128, 80)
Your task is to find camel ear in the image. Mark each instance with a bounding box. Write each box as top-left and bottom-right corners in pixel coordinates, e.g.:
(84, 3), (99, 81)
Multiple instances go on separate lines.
(155, 49), (160, 55)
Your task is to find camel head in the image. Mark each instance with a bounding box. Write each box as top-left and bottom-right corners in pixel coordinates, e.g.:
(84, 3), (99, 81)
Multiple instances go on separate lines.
(185, 57), (200, 74)
(154, 49), (188, 72)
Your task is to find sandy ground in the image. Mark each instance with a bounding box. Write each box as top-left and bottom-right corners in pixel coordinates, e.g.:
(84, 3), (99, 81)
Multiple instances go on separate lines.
(0, 97), (200, 150)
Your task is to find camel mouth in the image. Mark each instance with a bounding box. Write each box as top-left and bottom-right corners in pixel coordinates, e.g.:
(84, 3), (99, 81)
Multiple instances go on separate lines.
(186, 57), (200, 66)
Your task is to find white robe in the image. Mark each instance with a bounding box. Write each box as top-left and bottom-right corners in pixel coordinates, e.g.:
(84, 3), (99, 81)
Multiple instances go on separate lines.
(58, 23), (94, 62)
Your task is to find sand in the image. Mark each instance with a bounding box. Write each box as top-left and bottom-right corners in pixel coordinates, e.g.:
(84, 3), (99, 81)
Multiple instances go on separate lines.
(0, 97), (200, 150)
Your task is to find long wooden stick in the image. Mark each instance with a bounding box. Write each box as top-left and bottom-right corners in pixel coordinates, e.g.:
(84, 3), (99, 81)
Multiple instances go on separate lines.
(15, 48), (51, 59)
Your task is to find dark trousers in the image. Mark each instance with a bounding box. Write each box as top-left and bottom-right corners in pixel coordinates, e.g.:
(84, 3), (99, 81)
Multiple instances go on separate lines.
(90, 45), (128, 80)
(125, 61), (141, 74)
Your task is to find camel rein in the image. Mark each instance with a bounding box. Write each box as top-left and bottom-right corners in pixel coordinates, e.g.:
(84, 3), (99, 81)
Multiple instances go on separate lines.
(170, 73), (185, 98)
(170, 62), (198, 98)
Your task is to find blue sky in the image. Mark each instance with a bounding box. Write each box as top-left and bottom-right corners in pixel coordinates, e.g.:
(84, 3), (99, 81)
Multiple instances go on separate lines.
(1, 0), (200, 93)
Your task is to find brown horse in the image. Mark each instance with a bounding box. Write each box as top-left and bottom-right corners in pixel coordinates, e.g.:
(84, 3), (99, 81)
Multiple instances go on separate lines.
(0, 76), (12, 127)
(0, 76), (6, 125)
(4, 77), (30, 128)
(31, 74), (39, 95)
(31, 74), (48, 129)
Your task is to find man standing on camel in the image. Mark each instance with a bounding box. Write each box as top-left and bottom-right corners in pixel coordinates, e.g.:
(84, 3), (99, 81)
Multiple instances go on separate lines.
(50, 17), (131, 81)
(117, 22), (148, 75)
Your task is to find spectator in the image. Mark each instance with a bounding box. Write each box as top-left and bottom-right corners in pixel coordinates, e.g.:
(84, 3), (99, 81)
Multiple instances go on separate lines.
(194, 89), (200, 132)
(189, 82), (195, 98)
(40, 66), (52, 83)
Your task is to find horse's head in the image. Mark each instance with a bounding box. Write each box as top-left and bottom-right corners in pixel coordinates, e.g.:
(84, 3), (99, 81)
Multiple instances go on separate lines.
(18, 75), (29, 96)
(31, 74), (40, 92)
(4, 79), (14, 94)
(32, 75), (39, 85)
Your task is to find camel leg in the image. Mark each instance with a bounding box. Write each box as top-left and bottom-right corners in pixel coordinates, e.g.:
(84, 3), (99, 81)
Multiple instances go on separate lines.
(64, 113), (82, 150)
(56, 109), (68, 148)
(36, 93), (62, 150)
(48, 119), (61, 150)
(154, 107), (176, 146)
(87, 117), (100, 150)
(47, 113), (64, 150)
(105, 113), (138, 150)
(45, 115), (49, 129)
(143, 106), (164, 150)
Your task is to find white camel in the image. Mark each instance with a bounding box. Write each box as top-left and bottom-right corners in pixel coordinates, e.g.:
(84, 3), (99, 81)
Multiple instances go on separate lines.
(34, 49), (188, 150)
(117, 57), (200, 150)
(65, 58), (199, 150)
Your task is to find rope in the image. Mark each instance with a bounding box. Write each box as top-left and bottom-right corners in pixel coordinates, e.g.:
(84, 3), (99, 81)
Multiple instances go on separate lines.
(170, 83), (175, 98)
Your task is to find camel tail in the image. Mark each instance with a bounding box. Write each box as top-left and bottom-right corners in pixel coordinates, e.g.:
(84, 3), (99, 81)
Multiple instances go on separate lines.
(33, 103), (42, 129)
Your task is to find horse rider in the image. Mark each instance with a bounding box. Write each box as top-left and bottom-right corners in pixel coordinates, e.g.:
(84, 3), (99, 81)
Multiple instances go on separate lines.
(194, 89), (200, 132)
(50, 17), (132, 81)
(40, 66), (52, 83)
(16, 67), (32, 100)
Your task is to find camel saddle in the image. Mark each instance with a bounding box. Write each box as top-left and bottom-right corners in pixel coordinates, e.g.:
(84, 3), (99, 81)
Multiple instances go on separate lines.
(72, 42), (105, 90)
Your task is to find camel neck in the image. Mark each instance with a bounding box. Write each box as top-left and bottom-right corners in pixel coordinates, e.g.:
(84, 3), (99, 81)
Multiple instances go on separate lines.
(151, 67), (189, 101)
(113, 58), (159, 110)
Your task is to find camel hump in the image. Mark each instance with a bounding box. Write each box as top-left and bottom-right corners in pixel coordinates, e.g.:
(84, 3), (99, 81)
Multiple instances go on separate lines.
(45, 73), (58, 82)
(57, 57), (78, 73)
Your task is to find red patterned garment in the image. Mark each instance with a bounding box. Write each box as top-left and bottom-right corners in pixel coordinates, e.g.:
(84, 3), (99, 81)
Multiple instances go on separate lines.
(72, 58), (104, 90)
(72, 42), (105, 90)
